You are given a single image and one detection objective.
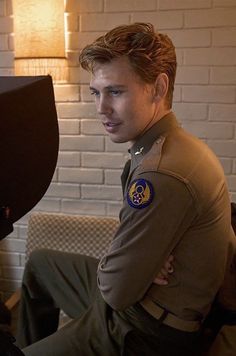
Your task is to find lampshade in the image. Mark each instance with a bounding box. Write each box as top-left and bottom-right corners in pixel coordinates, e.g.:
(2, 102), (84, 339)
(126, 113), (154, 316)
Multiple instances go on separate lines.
(13, 0), (67, 81)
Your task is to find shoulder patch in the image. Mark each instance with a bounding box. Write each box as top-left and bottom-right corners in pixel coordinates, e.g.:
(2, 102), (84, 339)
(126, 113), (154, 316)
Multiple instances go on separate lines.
(127, 179), (154, 209)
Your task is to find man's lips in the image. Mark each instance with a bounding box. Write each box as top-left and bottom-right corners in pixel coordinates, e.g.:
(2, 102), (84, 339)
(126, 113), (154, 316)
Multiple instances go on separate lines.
(103, 121), (120, 126)
(103, 121), (121, 132)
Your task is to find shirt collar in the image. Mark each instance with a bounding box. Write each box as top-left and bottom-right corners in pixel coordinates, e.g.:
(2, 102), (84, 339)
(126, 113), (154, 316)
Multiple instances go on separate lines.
(129, 112), (179, 170)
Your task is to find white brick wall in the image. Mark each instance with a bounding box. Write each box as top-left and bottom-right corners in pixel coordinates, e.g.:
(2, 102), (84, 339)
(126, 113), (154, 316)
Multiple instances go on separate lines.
(0, 0), (236, 297)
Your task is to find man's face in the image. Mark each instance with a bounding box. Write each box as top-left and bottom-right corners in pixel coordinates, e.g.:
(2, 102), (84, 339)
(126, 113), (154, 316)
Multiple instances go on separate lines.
(89, 57), (158, 144)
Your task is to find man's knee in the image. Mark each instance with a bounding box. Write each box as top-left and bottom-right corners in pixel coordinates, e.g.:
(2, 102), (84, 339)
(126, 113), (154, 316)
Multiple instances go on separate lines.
(26, 249), (53, 270)
(22, 249), (53, 287)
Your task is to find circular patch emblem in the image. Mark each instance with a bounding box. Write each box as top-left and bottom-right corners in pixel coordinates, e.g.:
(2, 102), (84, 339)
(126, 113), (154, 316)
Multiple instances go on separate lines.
(127, 179), (154, 209)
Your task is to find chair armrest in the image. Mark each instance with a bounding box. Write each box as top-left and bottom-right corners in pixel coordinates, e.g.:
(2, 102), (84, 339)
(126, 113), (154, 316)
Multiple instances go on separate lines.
(5, 289), (21, 311)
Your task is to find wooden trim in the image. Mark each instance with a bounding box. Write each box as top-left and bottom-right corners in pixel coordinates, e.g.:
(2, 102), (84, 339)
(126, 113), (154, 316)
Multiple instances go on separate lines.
(5, 289), (21, 310)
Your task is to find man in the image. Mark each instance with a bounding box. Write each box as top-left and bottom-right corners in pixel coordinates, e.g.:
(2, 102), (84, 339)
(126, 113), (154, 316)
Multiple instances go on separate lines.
(16, 23), (235, 355)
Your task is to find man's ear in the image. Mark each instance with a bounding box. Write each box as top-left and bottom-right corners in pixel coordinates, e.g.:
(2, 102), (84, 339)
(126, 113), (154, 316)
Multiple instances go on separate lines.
(152, 73), (169, 103)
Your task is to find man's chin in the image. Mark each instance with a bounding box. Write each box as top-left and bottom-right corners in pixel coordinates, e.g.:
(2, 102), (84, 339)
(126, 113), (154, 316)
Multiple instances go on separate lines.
(109, 135), (128, 144)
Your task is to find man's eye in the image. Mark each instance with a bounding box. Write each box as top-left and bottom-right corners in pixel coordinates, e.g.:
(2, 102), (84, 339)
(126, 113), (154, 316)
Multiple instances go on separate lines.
(110, 90), (122, 96)
(90, 90), (100, 97)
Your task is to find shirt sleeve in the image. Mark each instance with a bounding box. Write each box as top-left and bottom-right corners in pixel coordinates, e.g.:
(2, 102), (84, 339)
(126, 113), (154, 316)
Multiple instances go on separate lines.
(97, 171), (197, 310)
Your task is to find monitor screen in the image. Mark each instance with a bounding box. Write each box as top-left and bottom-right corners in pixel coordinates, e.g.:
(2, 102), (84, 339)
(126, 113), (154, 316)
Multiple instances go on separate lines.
(0, 75), (59, 239)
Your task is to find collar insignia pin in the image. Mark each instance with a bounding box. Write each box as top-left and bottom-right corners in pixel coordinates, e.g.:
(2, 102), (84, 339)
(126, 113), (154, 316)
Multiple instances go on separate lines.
(135, 147), (144, 155)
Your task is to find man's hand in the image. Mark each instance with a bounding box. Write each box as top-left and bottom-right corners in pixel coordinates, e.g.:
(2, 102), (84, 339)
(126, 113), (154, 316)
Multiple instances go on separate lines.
(153, 255), (174, 285)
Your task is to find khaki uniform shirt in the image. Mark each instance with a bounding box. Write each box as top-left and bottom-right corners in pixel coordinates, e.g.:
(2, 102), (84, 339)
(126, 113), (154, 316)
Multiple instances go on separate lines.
(97, 112), (235, 322)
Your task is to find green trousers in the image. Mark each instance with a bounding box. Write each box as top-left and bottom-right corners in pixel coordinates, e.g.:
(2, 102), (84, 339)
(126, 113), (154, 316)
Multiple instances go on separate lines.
(16, 249), (201, 356)
(16, 249), (122, 355)
(207, 325), (236, 356)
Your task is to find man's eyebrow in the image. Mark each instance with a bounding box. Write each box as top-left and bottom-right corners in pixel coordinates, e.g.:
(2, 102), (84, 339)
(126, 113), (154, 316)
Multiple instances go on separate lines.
(89, 85), (127, 91)
(105, 85), (127, 90)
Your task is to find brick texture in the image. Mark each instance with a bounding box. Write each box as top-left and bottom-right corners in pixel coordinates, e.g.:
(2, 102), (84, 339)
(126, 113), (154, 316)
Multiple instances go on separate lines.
(0, 0), (236, 297)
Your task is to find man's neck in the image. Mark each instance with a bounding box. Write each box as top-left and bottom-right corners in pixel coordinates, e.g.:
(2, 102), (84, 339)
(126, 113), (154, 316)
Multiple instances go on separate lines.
(129, 107), (171, 147)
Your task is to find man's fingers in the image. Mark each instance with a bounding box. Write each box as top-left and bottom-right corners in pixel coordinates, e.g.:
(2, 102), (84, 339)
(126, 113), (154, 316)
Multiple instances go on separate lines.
(153, 276), (168, 285)
(165, 255), (174, 273)
(167, 254), (174, 263)
(153, 255), (174, 285)
(160, 267), (169, 277)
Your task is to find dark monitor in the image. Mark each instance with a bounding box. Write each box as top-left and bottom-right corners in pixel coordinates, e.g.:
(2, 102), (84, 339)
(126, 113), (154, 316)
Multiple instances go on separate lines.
(0, 75), (59, 239)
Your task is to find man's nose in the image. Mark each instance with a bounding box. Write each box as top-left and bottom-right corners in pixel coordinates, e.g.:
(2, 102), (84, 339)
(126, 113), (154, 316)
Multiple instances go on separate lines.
(97, 96), (112, 115)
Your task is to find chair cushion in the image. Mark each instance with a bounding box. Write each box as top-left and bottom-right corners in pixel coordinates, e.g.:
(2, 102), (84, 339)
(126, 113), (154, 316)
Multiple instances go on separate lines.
(26, 212), (119, 259)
